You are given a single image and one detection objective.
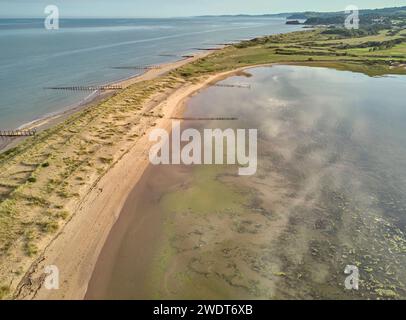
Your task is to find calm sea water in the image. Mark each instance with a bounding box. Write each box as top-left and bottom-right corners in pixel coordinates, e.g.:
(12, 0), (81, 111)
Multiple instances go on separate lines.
(87, 66), (406, 299)
(0, 17), (301, 129)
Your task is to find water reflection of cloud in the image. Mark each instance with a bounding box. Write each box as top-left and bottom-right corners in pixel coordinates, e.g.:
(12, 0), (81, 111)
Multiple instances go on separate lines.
(267, 97), (288, 108)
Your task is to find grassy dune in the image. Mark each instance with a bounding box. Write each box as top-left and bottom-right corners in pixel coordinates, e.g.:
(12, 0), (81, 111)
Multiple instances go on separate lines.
(1, 28), (406, 299)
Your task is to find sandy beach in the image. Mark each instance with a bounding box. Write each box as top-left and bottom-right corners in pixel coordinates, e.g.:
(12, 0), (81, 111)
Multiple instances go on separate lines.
(12, 52), (248, 300)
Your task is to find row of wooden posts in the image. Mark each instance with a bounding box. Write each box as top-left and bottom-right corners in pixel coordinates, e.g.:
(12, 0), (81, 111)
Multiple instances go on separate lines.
(214, 83), (251, 89)
(44, 85), (123, 91)
(170, 117), (239, 121)
(45, 83), (251, 92)
(42, 48), (229, 92)
(2, 45), (249, 136)
(0, 129), (36, 137)
(111, 65), (161, 70)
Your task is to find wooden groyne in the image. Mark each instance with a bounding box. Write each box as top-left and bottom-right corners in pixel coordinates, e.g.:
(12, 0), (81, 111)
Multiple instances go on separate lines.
(44, 85), (123, 91)
(213, 83), (251, 89)
(0, 129), (36, 137)
(111, 65), (161, 70)
(160, 54), (196, 58)
(170, 117), (238, 121)
(206, 43), (235, 46)
(192, 48), (222, 51)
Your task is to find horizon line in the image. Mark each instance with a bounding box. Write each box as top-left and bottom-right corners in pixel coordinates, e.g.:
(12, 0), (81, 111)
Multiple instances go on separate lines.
(0, 4), (404, 20)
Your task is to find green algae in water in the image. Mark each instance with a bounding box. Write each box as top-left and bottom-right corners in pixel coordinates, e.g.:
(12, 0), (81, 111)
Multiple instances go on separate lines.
(161, 165), (250, 215)
(146, 165), (264, 299)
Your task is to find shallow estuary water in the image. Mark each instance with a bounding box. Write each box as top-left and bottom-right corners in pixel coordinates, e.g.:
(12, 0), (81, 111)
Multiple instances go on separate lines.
(87, 66), (406, 299)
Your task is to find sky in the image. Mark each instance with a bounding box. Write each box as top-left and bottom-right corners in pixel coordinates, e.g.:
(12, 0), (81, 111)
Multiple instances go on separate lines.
(0, 0), (405, 18)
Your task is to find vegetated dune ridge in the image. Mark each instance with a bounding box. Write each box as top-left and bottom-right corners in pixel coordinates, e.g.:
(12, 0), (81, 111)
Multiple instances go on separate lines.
(0, 28), (405, 299)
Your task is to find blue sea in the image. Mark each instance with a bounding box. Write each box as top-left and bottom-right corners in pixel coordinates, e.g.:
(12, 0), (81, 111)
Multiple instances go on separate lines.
(0, 17), (301, 129)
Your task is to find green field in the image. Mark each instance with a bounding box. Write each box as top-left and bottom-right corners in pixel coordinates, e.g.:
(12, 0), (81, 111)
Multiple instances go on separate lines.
(172, 28), (406, 78)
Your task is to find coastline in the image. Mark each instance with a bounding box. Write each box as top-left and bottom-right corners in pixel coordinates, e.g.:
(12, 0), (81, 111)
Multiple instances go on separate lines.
(0, 91), (113, 153)
(12, 54), (247, 300)
(3, 27), (406, 300)
(10, 62), (406, 300)
(0, 54), (210, 154)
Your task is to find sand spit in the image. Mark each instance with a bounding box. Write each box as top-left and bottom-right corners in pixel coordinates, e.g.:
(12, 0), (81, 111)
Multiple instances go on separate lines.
(11, 55), (248, 300)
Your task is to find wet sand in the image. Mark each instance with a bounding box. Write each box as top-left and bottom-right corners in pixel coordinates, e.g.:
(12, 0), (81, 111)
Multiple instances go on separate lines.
(85, 165), (164, 299)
